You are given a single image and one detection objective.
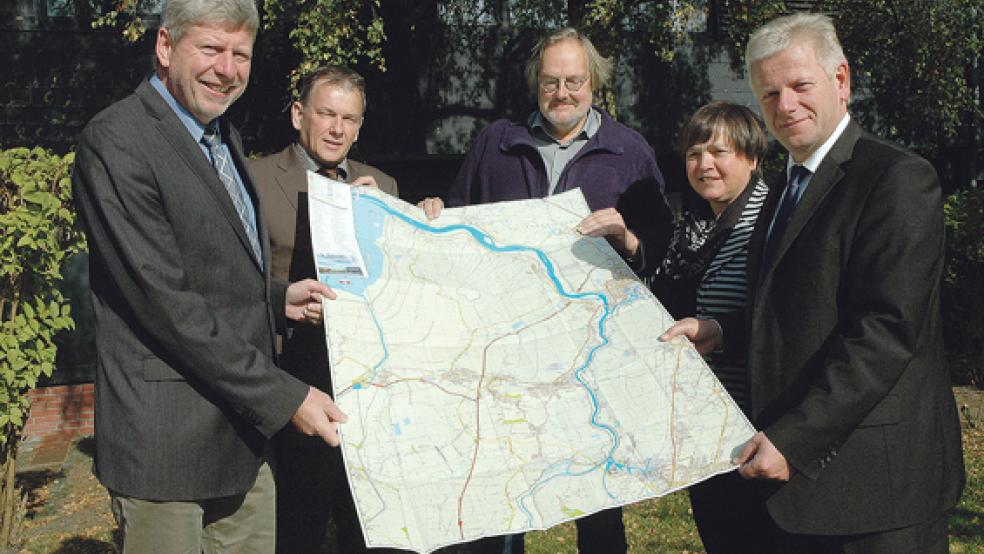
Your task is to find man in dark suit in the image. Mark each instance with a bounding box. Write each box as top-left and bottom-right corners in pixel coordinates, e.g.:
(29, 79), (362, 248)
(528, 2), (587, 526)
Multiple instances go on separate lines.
(249, 66), (400, 553)
(250, 65), (398, 282)
(71, 1), (347, 551)
(663, 12), (964, 553)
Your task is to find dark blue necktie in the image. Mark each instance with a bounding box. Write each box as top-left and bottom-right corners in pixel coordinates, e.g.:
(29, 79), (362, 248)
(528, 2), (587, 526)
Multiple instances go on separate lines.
(201, 128), (262, 263)
(762, 165), (810, 268)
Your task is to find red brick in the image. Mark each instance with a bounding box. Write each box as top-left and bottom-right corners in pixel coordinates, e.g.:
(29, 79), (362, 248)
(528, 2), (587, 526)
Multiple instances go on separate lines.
(23, 385), (98, 442)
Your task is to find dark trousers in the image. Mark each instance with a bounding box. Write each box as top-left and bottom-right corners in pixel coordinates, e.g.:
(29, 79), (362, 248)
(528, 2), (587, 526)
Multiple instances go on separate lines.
(770, 513), (948, 554)
(688, 471), (771, 554)
(691, 471), (949, 554)
(468, 507), (626, 554)
(275, 438), (407, 554)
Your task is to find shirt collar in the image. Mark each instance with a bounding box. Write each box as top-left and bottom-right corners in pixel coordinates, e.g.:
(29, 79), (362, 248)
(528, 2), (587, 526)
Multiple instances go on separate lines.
(788, 113), (851, 176)
(150, 74), (215, 143)
(528, 107), (600, 146)
(293, 142), (350, 181)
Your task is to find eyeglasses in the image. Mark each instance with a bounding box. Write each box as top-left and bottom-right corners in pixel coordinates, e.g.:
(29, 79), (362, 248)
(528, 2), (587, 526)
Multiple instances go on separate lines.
(539, 76), (589, 94)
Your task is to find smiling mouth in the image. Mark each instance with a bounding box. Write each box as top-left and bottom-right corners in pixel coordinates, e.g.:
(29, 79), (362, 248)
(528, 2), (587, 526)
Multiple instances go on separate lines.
(780, 117), (808, 130)
(203, 82), (235, 95)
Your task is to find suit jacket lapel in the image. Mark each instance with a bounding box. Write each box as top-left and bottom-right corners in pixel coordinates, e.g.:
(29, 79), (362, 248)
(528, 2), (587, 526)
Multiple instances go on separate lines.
(346, 160), (363, 182)
(135, 81), (262, 272)
(275, 146), (309, 212)
(746, 172), (784, 308)
(756, 121), (862, 290)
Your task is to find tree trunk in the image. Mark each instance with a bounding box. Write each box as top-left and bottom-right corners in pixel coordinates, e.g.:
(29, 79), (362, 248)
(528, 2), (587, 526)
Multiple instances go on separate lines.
(0, 432), (18, 547)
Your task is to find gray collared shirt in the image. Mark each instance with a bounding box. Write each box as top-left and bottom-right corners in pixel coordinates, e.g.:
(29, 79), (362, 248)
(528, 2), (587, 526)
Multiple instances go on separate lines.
(529, 108), (601, 195)
(293, 142), (351, 182)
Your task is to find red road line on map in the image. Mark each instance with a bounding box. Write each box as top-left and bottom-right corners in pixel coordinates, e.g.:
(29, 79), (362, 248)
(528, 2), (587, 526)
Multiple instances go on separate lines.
(669, 345), (682, 482)
(454, 304), (576, 539)
(370, 377), (475, 401)
(456, 342), (487, 539)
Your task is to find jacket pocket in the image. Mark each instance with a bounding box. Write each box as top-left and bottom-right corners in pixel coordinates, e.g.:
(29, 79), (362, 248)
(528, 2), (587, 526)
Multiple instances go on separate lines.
(858, 394), (900, 427)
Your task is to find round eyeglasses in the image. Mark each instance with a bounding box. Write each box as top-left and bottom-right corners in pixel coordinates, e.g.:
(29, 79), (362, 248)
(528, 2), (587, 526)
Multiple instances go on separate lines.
(539, 76), (589, 94)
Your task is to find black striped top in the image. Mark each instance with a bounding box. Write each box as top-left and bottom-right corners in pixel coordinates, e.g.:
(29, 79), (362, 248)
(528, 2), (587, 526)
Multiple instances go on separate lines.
(697, 179), (769, 409)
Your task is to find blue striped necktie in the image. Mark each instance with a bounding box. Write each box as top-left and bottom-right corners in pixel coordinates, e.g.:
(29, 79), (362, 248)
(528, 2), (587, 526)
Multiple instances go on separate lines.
(762, 164), (811, 268)
(201, 128), (262, 263)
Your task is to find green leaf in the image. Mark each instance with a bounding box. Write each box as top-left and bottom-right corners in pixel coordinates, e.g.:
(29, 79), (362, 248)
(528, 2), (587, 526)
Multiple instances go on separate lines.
(1, 146), (88, 437)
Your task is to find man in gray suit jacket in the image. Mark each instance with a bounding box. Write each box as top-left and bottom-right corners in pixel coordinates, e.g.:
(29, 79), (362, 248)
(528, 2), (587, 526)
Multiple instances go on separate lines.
(664, 13), (964, 553)
(249, 66), (399, 553)
(71, 1), (347, 551)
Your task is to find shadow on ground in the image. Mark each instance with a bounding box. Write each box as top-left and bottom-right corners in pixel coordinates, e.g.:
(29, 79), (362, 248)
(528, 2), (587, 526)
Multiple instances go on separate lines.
(74, 437), (96, 459)
(16, 435), (117, 553)
(48, 535), (118, 554)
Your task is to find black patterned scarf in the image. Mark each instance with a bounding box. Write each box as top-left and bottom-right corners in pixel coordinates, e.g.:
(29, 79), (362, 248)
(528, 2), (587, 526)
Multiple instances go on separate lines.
(651, 178), (758, 318)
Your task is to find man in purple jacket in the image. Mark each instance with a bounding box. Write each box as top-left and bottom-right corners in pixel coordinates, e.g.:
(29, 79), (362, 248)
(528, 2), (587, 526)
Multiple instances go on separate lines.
(420, 26), (672, 554)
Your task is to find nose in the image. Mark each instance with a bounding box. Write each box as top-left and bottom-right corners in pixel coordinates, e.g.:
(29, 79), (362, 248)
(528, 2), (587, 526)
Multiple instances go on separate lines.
(327, 116), (343, 136)
(551, 84), (570, 101)
(213, 51), (236, 80)
(698, 151), (714, 170)
(776, 87), (797, 113)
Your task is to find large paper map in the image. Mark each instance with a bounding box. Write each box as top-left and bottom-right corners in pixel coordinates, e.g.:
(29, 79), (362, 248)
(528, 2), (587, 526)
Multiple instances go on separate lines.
(308, 176), (755, 553)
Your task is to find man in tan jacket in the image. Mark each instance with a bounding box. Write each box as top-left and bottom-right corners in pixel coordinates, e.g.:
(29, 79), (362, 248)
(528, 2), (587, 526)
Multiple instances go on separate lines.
(250, 65), (397, 281)
(249, 65), (399, 554)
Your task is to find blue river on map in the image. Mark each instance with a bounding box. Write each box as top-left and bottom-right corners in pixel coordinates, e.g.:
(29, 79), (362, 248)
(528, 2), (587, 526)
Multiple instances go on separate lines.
(321, 191), (644, 523)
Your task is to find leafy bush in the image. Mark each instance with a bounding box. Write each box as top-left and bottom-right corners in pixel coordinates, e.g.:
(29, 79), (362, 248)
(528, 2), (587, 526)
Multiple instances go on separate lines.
(943, 186), (984, 387)
(0, 146), (86, 544)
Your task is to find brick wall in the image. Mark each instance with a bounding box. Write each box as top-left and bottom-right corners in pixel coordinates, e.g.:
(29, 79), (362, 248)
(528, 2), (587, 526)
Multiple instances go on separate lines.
(23, 384), (95, 440)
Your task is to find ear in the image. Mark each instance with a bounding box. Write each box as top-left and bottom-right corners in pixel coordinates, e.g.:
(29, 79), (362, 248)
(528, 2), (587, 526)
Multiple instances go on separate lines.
(749, 157), (759, 172)
(290, 101), (304, 132)
(835, 60), (851, 104)
(155, 27), (173, 70)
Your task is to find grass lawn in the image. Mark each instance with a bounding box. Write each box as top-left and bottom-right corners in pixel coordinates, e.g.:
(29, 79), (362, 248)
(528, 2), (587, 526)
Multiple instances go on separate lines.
(524, 423), (984, 553)
(524, 492), (704, 553)
(949, 423), (984, 553)
(13, 405), (984, 553)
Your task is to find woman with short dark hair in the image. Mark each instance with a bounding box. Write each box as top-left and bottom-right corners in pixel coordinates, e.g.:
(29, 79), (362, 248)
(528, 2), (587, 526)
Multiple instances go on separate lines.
(653, 101), (771, 553)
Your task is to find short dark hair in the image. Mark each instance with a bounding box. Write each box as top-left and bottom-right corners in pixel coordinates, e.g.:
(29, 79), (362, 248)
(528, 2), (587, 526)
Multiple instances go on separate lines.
(677, 101), (768, 164)
(296, 65), (367, 112)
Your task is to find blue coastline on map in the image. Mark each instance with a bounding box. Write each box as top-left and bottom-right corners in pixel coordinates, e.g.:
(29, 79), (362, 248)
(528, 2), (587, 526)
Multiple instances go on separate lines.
(318, 192), (386, 296)
(322, 191), (642, 520)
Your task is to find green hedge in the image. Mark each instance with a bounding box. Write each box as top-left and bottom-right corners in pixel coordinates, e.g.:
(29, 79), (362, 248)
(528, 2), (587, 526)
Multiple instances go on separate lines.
(0, 146), (87, 543)
(1, 147), (86, 446)
(943, 186), (984, 386)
